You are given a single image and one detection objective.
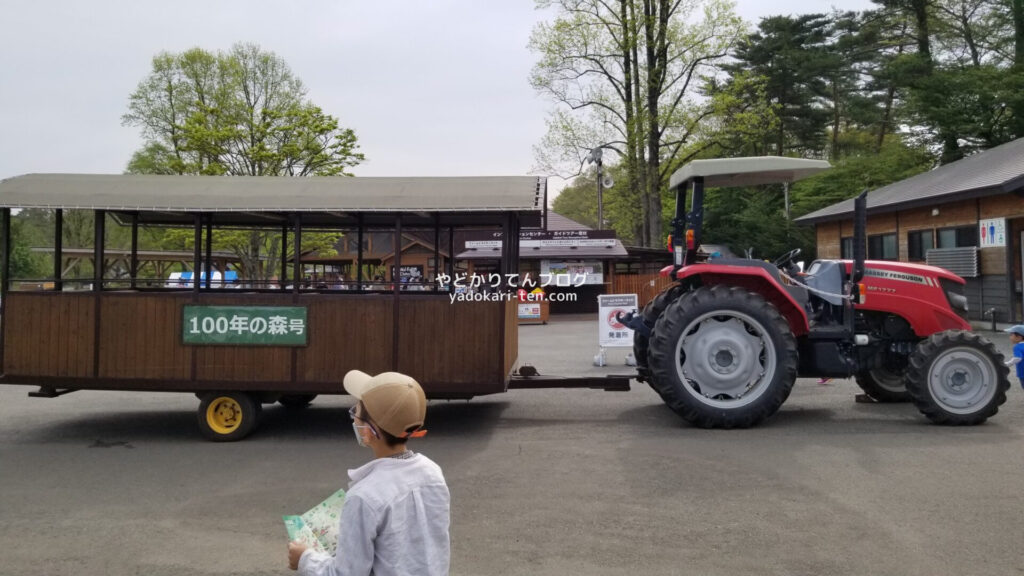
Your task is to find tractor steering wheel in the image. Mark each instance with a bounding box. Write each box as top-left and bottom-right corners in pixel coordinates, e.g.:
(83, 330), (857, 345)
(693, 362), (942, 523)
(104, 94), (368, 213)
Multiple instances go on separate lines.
(773, 248), (802, 270)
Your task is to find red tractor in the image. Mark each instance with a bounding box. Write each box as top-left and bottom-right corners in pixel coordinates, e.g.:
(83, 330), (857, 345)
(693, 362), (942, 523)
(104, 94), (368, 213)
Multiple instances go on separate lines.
(624, 157), (1010, 428)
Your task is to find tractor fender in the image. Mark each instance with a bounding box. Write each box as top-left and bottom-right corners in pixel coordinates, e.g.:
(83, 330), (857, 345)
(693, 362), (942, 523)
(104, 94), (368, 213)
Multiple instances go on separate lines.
(674, 264), (810, 336)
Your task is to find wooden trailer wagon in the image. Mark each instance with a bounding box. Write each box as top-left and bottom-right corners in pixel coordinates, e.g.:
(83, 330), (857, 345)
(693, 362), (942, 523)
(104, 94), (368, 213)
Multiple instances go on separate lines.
(0, 174), (627, 440)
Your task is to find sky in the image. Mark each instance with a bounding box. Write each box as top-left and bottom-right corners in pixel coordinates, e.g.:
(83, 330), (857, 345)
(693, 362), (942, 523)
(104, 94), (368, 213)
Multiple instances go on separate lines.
(0, 0), (876, 192)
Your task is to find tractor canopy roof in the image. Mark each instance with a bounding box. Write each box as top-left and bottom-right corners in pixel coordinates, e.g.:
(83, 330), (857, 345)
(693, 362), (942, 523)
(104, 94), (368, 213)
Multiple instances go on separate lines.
(669, 156), (831, 190)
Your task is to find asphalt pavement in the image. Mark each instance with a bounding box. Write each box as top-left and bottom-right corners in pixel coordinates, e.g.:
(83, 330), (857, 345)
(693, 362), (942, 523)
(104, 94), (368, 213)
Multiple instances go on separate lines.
(0, 317), (1022, 576)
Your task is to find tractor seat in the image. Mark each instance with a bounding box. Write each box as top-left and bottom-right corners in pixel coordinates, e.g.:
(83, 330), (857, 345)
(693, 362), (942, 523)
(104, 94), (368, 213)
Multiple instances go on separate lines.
(800, 260), (845, 306)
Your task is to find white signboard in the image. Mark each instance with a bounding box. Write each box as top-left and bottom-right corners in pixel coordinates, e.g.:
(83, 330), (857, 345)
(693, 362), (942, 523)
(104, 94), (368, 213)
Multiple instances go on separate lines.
(598, 294), (638, 347)
(522, 238), (617, 248)
(464, 240), (503, 249)
(518, 302), (541, 319)
(541, 260), (604, 285)
(979, 218), (1006, 248)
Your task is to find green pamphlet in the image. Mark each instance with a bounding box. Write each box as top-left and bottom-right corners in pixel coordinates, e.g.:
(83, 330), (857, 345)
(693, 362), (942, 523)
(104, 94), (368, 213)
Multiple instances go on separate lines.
(283, 488), (347, 555)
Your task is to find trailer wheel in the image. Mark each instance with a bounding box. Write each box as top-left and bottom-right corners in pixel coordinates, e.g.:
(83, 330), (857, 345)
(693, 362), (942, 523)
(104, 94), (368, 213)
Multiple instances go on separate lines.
(854, 367), (910, 402)
(648, 285), (798, 428)
(279, 394), (317, 409)
(634, 285), (683, 385)
(904, 330), (1009, 425)
(198, 392), (259, 441)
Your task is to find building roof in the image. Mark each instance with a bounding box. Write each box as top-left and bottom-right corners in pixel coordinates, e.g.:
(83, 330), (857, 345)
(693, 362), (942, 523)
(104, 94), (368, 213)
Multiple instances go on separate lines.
(796, 137), (1024, 224)
(545, 212), (592, 231)
(0, 174), (545, 213)
(669, 157), (832, 189)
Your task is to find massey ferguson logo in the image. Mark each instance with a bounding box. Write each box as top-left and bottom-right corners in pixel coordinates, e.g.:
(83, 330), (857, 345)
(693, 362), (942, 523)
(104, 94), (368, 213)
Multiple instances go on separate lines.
(863, 268), (935, 287)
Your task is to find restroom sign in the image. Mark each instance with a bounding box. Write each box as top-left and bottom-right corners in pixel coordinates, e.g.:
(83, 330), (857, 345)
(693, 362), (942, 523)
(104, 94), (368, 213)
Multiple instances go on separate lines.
(979, 218), (1006, 248)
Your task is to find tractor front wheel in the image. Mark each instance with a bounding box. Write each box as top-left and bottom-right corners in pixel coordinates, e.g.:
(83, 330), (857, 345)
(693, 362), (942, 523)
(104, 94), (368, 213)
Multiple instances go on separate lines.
(904, 330), (1009, 425)
(854, 366), (911, 402)
(647, 285), (798, 428)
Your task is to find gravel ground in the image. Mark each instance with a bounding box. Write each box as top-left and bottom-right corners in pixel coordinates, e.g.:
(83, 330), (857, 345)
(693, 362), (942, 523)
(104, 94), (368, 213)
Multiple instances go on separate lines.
(0, 317), (1021, 576)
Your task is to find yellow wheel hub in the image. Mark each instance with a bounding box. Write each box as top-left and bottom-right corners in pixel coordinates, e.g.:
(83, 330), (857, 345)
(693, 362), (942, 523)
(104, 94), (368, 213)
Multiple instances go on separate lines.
(206, 396), (243, 435)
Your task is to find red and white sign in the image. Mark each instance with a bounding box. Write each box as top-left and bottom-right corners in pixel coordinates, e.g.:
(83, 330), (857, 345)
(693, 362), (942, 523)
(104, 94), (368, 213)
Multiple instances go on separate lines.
(598, 294), (638, 347)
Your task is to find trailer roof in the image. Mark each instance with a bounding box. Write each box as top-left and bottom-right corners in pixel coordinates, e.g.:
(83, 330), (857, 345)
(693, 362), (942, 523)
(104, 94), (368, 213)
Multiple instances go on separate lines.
(0, 174), (545, 213)
(669, 157), (831, 189)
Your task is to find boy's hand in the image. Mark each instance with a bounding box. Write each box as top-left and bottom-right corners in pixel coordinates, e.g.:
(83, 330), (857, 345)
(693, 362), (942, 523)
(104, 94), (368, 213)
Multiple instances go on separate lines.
(288, 541), (308, 571)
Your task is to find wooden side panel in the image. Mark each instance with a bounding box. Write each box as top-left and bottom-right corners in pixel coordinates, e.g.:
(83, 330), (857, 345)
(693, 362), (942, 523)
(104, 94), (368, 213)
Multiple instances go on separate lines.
(980, 246), (1007, 275)
(815, 221), (841, 259)
(396, 296), (505, 395)
(610, 273), (675, 308)
(3, 291), (512, 397)
(503, 299), (518, 381)
(980, 195), (1024, 220)
(4, 292), (94, 377)
(297, 295), (394, 386)
(99, 294), (191, 380)
(193, 293), (293, 383)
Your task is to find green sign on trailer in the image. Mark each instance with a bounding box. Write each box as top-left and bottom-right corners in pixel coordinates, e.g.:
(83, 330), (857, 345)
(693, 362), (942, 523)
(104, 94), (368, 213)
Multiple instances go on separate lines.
(183, 306), (308, 346)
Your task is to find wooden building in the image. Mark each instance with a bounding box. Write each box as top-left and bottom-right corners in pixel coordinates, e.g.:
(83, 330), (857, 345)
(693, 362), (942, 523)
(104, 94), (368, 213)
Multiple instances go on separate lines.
(797, 137), (1024, 324)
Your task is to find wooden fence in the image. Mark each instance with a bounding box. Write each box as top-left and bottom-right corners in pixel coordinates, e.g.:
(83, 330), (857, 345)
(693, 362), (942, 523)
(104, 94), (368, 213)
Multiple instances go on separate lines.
(609, 273), (675, 308)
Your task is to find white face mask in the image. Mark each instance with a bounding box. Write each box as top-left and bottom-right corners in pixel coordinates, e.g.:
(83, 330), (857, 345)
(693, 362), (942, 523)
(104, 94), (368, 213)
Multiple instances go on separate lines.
(352, 422), (379, 447)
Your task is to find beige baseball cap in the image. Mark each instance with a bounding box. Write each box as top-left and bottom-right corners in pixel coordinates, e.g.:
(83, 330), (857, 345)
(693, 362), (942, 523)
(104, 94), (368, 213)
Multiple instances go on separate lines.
(343, 370), (427, 438)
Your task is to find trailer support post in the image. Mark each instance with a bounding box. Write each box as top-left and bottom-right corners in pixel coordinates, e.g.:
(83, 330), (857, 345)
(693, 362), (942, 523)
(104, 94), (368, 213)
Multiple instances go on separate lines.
(281, 221), (288, 291)
(1, 209), (9, 372)
(356, 214), (364, 290)
(393, 215), (402, 369)
(129, 213), (138, 289)
(94, 210), (105, 291)
(192, 214), (201, 296)
(292, 214), (302, 295)
(204, 216), (213, 289)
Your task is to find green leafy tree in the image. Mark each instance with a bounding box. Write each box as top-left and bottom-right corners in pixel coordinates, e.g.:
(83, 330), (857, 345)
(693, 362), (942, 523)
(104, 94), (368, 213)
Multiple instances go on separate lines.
(124, 44), (364, 177)
(723, 14), (834, 157)
(530, 0), (745, 246)
(789, 136), (934, 218)
(123, 43), (362, 282)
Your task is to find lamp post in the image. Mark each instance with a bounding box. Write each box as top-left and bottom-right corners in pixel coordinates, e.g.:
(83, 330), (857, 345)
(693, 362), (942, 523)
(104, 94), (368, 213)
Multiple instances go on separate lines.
(587, 147), (604, 230)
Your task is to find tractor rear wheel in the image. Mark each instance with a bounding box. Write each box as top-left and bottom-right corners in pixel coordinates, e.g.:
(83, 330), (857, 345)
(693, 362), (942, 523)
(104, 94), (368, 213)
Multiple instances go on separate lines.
(647, 285), (798, 428)
(634, 285), (682, 385)
(854, 366), (910, 402)
(904, 330), (1009, 425)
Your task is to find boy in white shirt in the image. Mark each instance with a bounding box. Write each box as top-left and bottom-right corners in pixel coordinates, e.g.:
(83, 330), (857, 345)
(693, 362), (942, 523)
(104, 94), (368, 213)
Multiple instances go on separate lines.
(288, 370), (450, 576)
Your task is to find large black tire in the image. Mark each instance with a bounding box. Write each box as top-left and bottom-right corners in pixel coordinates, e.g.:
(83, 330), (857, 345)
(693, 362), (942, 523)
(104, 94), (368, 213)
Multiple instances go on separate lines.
(634, 285), (683, 384)
(279, 394), (318, 409)
(854, 367), (911, 402)
(197, 391), (259, 441)
(904, 330), (1009, 425)
(648, 285), (798, 428)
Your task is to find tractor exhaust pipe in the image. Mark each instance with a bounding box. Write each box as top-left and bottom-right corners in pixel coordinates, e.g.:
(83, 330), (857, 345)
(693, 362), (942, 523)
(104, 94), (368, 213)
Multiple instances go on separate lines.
(852, 189), (867, 283)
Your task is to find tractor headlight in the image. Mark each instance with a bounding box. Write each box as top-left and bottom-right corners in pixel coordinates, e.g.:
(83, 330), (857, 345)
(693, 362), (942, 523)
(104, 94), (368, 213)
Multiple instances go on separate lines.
(946, 290), (968, 313)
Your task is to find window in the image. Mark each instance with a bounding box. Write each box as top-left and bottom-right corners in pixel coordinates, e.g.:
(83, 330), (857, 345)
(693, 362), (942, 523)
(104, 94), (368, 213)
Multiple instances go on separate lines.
(840, 237), (854, 259)
(937, 226), (977, 249)
(868, 233), (897, 260)
(907, 229), (934, 261)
